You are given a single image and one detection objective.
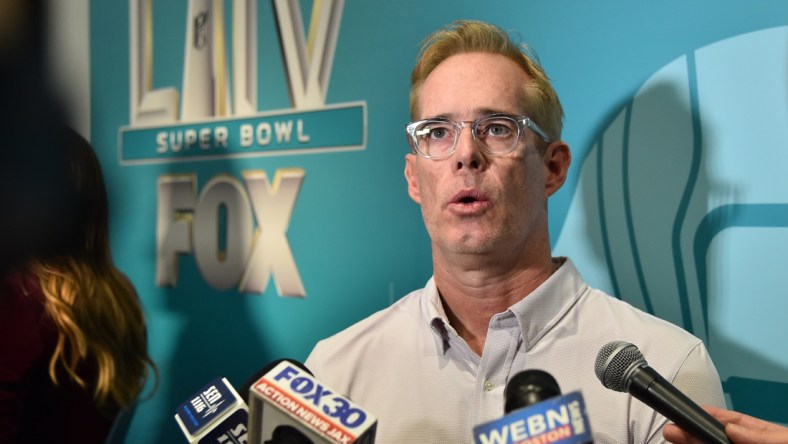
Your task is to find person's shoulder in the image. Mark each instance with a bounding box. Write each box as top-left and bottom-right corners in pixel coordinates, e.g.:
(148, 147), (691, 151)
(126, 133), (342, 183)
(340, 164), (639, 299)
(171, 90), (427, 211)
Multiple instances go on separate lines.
(0, 271), (48, 327)
(305, 287), (429, 372)
(581, 286), (705, 353)
(0, 271), (56, 385)
(319, 288), (425, 346)
(581, 288), (720, 387)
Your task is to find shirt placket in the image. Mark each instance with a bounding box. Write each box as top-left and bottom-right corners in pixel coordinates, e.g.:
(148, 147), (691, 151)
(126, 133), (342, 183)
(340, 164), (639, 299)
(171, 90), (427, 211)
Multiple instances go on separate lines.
(472, 311), (522, 428)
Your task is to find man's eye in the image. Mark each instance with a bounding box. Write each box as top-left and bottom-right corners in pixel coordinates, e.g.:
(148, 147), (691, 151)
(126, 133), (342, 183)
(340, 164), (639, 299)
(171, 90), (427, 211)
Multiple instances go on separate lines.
(429, 127), (449, 139)
(485, 123), (511, 137)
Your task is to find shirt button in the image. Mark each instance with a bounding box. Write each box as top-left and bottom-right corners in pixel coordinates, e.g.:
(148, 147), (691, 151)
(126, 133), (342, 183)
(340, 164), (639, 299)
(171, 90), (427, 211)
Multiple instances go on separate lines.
(484, 380), (494, 391)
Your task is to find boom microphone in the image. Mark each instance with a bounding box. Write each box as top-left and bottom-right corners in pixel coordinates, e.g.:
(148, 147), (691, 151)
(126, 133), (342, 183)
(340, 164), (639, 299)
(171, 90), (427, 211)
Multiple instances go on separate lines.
(473, 369), (593, 444)
(594, 341), (731, 444)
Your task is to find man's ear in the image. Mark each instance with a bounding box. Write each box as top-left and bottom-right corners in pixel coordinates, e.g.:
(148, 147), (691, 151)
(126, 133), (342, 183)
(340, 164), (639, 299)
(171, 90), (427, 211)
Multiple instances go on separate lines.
(404, 153), (422, 204)
(543, 140), (571, 197)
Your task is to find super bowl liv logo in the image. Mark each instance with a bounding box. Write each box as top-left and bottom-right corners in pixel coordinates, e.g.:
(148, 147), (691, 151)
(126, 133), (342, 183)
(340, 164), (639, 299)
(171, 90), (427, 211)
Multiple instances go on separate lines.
(122, 0), (364, 297)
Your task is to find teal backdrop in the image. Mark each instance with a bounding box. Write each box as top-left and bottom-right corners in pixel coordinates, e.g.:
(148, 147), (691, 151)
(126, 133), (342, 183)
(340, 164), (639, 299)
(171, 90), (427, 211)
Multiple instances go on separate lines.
(84, 1), (788, 442)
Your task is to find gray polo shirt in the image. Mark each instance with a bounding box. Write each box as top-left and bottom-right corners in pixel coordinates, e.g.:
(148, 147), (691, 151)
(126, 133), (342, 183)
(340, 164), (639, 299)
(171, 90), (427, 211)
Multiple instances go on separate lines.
(306, 258), (725, 443)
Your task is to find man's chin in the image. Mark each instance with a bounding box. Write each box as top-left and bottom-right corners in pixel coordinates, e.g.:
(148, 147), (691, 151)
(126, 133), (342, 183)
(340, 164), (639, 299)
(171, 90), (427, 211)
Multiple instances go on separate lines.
(443, 234), (498, 256)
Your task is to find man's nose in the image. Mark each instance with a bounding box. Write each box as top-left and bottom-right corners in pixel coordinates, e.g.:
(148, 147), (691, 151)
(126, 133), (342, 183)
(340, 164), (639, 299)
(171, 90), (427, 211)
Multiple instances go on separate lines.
(452, 125), (486, 172)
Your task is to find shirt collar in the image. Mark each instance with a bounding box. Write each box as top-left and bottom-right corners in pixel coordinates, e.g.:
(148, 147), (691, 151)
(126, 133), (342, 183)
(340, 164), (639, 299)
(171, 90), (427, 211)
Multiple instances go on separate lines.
(508, 257), (586, 351)
(422, 258), (586, 353)
(423, 277), (453, 353)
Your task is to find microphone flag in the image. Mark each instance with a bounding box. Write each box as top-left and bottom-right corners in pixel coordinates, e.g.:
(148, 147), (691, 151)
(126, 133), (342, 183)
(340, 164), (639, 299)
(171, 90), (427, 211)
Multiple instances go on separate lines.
(174, 377), (249, 443)
(473, 391), (593, 444)
(248, 360), (377, 444)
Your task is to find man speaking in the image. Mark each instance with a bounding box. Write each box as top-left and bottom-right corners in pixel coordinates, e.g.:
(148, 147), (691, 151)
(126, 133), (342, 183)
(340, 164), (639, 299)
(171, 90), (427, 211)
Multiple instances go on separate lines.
(305, 20), (725, 443)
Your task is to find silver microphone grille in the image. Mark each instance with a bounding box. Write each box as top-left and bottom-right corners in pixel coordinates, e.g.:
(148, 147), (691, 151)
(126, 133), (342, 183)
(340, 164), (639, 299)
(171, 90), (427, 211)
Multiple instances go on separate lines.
(594, 341), (646, 392)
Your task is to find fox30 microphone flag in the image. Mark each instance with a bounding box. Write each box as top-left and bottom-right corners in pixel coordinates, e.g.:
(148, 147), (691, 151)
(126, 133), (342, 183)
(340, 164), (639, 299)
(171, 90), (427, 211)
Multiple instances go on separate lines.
(248, 360), (377, 444)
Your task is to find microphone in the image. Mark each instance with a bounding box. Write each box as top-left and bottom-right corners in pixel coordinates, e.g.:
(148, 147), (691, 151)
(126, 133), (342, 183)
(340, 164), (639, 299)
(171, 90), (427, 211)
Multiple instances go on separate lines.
(174, 359), (303, 443)
(473, 370), (593, 444)
(504, 369), (562, 413)
(247, 360), (377, 444)
(244, 359), (315, 444)
(594, 341), (731, 444)
(240, 358), (311, 406)
(174, 377), (249, 443)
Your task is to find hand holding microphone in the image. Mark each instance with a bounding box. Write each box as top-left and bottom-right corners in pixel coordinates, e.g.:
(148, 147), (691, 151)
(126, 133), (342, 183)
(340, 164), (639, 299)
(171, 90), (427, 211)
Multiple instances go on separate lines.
(595, 341), (732, 444)
(664, 405), (788, 444)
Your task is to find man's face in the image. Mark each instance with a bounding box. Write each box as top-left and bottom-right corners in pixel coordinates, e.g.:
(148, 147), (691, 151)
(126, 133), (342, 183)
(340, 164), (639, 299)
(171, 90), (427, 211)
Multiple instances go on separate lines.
(404, 52), (568, 260)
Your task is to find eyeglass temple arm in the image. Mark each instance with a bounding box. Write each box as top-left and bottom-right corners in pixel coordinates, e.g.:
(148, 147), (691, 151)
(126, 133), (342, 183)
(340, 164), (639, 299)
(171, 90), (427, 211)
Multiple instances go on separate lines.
(524, 119), (553, 143)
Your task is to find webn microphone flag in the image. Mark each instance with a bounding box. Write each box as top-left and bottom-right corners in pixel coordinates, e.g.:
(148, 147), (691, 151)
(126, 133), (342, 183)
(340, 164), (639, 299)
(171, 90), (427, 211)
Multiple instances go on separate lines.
(473, 391), (593, 444)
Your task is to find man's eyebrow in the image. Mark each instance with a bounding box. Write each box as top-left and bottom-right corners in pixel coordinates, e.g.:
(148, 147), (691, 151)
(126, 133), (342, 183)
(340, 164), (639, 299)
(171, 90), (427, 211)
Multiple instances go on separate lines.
(423, 108), (515, 121)
(474, 107), (511, 116)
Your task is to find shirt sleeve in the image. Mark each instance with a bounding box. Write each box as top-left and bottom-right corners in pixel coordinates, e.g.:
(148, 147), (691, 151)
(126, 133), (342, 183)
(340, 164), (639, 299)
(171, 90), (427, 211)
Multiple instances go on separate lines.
(645, 341), (727, 443)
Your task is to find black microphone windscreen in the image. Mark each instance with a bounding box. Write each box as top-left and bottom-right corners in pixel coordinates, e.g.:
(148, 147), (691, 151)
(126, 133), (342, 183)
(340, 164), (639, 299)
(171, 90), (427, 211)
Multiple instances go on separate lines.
(504, 369), (561, 413)
(594, 341), (646, 392)
(265, 425), (314, 444)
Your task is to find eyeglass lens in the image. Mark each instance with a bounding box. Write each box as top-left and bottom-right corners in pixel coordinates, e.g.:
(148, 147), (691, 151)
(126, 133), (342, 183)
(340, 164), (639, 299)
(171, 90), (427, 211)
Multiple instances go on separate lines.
(412, 116), (520, 157)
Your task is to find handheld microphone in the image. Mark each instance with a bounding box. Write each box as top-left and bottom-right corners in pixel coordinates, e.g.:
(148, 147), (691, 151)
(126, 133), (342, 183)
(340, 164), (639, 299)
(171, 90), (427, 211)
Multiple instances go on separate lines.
(473, 370), (593, 444)
(504, 369), (562, 413)
(594, 341), (731, 444)
(248, 360), (377, 444)
(174, 377), (249, 443)
(240, 358), (311, 406)
(174, 359), (305, 443)
(244, 359), (315, 444)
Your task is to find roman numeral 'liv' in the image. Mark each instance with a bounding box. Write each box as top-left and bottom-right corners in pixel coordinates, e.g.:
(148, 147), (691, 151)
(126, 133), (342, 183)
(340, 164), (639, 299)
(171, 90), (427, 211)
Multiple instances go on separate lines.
(129, 0), (345, 127)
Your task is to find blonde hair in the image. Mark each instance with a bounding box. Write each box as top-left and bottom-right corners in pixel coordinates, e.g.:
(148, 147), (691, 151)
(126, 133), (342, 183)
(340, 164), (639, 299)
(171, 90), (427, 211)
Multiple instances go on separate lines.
(409, 20), (564, 142)
(27, 129), (157, 412)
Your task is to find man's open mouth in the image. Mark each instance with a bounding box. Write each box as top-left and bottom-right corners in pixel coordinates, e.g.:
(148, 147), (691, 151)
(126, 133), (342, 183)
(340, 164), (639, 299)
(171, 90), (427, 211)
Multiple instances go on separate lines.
(450, 190), (489, 206)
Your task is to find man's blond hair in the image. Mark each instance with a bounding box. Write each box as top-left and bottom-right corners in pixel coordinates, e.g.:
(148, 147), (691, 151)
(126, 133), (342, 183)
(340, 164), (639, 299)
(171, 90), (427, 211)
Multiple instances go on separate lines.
(410, 20), (564, 142)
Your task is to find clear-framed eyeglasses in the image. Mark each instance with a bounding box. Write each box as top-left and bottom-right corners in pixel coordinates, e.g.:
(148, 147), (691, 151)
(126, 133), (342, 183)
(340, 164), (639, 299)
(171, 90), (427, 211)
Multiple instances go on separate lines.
(405, 114), (552, 160)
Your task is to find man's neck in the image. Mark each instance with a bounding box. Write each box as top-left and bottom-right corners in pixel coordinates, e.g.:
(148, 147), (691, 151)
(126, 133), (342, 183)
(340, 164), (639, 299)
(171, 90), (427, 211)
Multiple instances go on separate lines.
(433, 253), (558, 356)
